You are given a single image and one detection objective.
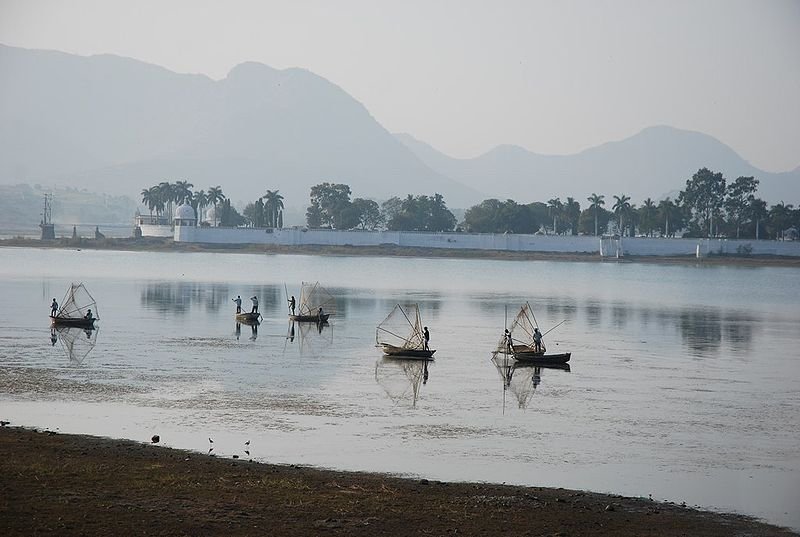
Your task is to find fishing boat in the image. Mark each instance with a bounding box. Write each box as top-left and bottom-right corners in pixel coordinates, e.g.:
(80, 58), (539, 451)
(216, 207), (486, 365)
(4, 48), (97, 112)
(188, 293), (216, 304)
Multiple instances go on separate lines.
(493, 302), (570, 364)
(235, 312), (261, 324)
(376, 304), (435, 359)
(50, 283), (99, 329)
(288, 281), (336, 323)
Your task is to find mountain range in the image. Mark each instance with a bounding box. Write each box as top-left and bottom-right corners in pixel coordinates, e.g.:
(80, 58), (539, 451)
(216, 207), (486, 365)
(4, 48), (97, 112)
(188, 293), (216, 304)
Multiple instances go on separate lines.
(1, 43), (797, 216)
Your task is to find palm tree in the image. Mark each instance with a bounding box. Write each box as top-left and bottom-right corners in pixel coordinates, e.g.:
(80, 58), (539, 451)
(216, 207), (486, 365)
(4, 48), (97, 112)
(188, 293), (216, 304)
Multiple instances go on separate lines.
(141, 187), (157, 218)
(612, 194), (631, 236)
(658, 198), (676, 237)
(565, 197), (581, 235)
(174, 180), (194, 205)
(206, 186), (225, 227)
(157, 181), (176, 221)
(769, 201), (793, 240)
(640, 198), (657, 237)
(547, 198), (563, 235)
(191, 190), (207, 226)
(587, 193), (605, 236)
(748, 198), (768, 240)
(262, 190), (285, 228)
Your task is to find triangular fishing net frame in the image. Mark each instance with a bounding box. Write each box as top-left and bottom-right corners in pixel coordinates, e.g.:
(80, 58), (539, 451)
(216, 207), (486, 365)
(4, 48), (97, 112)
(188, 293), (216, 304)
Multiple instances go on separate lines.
(376, 304), (425, 350)
(56, 283), (99, 319)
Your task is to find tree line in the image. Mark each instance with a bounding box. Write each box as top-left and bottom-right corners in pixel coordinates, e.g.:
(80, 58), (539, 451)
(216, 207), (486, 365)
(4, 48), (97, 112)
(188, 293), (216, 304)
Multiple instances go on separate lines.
(141, 168), (800, 240)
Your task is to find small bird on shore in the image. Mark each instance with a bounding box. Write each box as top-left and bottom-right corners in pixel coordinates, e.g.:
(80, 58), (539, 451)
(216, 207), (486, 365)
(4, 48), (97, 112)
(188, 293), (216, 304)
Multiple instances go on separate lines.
(151, 435), (160, 444)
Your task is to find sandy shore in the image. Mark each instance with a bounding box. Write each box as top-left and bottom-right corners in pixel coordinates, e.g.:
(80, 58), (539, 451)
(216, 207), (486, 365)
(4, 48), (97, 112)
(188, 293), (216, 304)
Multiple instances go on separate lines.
(0, 426), (795, 536)
(2, 236), (800, 267)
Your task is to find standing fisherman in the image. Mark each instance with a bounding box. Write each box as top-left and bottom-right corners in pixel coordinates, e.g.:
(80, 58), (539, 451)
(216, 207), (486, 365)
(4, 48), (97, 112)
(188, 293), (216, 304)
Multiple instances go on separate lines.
(423, 326), (430, 350)
(533, 327), (543, 353)
(50, 298), (58, 317)
(288, 295), (296, 316)
(250, 296), (259, 314)
(232, 295), (242, 314)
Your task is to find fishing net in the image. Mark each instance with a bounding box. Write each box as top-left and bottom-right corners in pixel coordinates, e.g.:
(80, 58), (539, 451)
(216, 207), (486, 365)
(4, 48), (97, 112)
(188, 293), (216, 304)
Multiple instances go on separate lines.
(492, 303), (541, 356)
(298, 282), (337, 316)
(56, 283), (98, 319)
(375, 304), (425, 350)
(56, 326), (99, 364)
(374, 357), (429, 408)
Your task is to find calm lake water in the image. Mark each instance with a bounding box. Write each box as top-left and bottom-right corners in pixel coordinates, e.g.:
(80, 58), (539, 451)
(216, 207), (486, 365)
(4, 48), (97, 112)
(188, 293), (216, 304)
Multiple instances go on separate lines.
(1, 247), (798, 529)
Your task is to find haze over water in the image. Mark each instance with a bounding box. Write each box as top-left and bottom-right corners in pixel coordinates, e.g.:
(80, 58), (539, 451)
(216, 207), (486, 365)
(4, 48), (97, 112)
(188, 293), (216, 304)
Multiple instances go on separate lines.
(1, 247), (798, 530)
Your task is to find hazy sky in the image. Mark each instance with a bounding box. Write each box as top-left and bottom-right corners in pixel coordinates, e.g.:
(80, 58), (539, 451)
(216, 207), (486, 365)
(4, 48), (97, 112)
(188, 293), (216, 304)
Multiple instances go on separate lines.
(1, 0), (798, 171)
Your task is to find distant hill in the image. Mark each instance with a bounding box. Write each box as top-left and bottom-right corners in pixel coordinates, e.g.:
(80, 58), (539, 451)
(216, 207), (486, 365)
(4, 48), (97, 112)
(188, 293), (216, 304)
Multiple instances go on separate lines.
(395, 126), (800, 205)
(0, 44), (480, 209)
(0, 184), (136, 231)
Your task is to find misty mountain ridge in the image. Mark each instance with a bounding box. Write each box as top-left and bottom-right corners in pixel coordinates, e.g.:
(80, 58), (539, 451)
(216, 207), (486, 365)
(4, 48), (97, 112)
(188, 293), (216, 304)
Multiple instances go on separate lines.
(0, 44), (479, 209)
(1, 43), (796, 217)
(395, 126), (799, 205)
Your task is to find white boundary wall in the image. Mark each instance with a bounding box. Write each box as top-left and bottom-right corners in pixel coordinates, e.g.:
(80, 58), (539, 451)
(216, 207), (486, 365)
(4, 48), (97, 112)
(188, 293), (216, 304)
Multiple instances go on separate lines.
(139, 224), (173, 238)
(174, 226), (800, 257)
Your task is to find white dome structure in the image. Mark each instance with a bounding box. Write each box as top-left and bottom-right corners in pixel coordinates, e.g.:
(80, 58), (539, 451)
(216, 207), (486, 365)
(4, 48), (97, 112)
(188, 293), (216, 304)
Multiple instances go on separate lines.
(174, 204), (196, 227)
(203, 206), (218, 227)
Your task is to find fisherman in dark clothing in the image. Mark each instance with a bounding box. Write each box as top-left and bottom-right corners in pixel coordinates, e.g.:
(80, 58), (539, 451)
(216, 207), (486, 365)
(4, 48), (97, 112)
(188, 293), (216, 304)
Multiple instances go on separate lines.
(289, 296), (296, 315)
(50, 298), (58, 317)
(250, 296), (259, 314)
(423, 326), (430, 350)
(533, 327), (543, 353)
(232, 295), (242, 314)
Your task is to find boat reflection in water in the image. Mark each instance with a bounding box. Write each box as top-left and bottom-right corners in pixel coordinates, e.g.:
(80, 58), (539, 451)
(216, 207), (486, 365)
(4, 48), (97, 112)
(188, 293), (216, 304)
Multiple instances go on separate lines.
(52, 326), (99, 364)
(234, 319), (259, 341)
(374, 356), (431, 408)
(284, 319), (332, 355)
(492, 354), (570, 410)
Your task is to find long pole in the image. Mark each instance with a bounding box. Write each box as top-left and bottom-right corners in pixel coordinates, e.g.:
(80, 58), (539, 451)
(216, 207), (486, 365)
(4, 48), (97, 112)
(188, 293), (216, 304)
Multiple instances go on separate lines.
(283, 283), (289, 313)
(542, 319), (566, 337)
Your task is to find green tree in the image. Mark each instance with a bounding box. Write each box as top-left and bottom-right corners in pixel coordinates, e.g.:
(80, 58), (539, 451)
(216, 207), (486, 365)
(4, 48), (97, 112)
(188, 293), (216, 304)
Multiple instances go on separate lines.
(351, 198), (384, 230)
(657, 198), (677, 237)
(679, 168), (727, 237)
(307, 183), (352, 228)
(578, 206), (611, 235)
(206, 186), (226, 227)
(769, 201), (794, 240)
(218, 199), (245, 227)
(386, 193), (456, 232)
(724, 176), (759, 239)
(587, 193), (605, 236)
(190, 190), (207, 226)
(174, 180), (194, 205)
(463, 199), (539, 233)
(747, 198), (768, 239)
(612, 194), (631, 236)
(547, 198), (563, 234)
(263, 190), (285, 228)
(638, 198), (657, 237)
(140, 187), (160, 218)
(564, 197), (581, 235)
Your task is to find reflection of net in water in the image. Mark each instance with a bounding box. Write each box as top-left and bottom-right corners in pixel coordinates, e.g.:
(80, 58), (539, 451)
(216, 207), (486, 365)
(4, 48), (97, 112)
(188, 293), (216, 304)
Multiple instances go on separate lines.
(492, 355), (537, 409)
(56, 283), (99, 319)
(291, 321), (333, 355)
(374, 358), (430, 408)
(297, 282), (337, 316)
(56, 326), (99, 364)
(376, 304), (425, 350)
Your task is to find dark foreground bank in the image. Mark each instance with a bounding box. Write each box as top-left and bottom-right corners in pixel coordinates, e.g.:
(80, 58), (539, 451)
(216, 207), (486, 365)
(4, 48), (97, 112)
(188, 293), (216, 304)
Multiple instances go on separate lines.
(0, 427), (794, 536)
(3, 236), (800, 267)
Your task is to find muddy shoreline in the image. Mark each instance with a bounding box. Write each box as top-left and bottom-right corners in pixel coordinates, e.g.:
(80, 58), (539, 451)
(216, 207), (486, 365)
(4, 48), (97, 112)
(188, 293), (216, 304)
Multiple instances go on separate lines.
(0, 426), (795, 536)
(2, 236), (800, 267)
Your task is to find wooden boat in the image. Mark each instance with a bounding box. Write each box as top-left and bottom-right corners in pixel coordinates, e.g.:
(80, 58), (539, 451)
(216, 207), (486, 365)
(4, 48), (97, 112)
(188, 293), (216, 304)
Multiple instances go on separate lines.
(288, 282), (336, 323)
(493, 302), (571, 365)
(511, 349), (571, 364)
(376, 304), (435, 359)
(235, 312), (262, 324)
(288, 313), (330, 323)
(50, 283), (98, 329)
